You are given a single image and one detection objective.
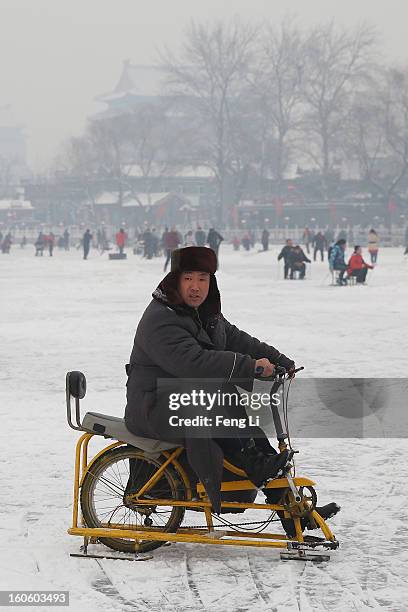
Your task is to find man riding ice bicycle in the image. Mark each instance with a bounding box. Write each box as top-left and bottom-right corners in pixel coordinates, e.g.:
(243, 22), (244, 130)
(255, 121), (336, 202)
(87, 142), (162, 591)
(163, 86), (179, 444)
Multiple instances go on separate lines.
(125, 246), (339, 533)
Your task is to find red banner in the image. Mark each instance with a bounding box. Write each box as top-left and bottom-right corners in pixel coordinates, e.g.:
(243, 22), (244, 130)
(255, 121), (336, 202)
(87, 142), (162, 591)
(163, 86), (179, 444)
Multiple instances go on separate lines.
(275, 198), (284, 217)
(329, 203), (337, 220)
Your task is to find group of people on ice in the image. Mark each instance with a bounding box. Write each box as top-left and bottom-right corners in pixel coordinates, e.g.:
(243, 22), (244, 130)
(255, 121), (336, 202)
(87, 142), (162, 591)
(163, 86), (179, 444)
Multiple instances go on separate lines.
(329, 239), (375, 285)
(277, 239), (311, 279)
(160, 226), (224, 271)
(276, 228), (379, 284)
(328, 229), (379, 285)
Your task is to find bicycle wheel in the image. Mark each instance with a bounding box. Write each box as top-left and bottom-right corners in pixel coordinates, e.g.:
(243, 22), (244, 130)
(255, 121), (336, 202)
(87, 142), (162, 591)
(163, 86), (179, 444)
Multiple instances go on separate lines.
(80, 445), (186, 553)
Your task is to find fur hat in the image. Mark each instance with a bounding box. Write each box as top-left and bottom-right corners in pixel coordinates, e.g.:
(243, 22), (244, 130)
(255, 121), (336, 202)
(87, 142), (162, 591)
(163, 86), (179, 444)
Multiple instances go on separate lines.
(171, 246), (217, 274)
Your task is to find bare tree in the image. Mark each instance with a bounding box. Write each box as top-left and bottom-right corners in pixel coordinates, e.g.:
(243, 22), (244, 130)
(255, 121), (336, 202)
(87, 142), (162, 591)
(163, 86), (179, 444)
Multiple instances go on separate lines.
(162, 19), (257, 223)
(250, 20), (304, 193)
(300, 22), (378, 196)
(347, 67), (408, 205)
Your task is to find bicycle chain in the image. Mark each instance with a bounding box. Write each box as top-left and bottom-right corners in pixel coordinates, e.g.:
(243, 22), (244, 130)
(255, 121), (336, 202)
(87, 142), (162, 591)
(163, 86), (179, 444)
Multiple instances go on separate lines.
(181, 518), (279, 530)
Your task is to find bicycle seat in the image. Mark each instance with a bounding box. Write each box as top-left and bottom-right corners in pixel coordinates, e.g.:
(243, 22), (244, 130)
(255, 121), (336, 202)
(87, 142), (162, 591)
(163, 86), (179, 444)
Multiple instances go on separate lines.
(81, 412), (179, 453)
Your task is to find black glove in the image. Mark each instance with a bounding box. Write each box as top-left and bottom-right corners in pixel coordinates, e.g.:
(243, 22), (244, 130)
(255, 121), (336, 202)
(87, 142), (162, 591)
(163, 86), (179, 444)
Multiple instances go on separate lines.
(276, 354), (295, 372)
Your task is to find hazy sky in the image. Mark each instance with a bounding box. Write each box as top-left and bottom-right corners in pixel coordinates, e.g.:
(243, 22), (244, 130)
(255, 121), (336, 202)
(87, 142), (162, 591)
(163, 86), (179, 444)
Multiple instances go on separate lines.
(1, 0), (407, 171)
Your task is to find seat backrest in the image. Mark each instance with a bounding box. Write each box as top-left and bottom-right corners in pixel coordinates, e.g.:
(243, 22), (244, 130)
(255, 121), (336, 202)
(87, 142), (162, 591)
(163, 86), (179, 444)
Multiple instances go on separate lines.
(67, 371), (87, 399)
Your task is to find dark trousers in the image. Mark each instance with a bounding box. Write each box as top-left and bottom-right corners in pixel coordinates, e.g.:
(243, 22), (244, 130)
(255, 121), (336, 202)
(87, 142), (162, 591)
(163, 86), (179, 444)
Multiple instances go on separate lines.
(164, 249), (172, 271)
(283, 260), (292, 279)
(350, 268), (368, 283)
(83, 244), (90, 260)
(369, 251), (378, 264)
(314, 247), (324, 261)
(291, 263), (306, 279)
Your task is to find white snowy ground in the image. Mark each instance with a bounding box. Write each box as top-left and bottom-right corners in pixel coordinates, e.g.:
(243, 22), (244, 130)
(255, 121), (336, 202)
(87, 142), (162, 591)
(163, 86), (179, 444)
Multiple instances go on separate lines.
(1, 244), (408, 612)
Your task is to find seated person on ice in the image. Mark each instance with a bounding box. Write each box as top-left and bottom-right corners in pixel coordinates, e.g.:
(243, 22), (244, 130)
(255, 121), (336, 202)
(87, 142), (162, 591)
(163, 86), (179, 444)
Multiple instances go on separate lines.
(124, 246), (339, 535)
(347, 246), (373, 284)
(289, 245), (311, 279)
(329, 238), (348, 285)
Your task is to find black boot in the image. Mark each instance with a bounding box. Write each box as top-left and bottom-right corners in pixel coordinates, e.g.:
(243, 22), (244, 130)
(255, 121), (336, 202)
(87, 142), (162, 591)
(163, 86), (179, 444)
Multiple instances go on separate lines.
(238, 441), (290, 488)
(279, 502), (341, 538)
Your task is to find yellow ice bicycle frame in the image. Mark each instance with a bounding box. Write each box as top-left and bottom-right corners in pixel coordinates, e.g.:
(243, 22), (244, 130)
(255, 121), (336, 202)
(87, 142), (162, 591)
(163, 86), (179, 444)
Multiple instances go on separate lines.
(66, 369), (339, 561)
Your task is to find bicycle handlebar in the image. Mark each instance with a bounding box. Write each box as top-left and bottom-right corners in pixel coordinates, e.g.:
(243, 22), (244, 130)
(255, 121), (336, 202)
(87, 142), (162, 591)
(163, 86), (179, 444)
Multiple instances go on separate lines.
(254, 365), (304, 381)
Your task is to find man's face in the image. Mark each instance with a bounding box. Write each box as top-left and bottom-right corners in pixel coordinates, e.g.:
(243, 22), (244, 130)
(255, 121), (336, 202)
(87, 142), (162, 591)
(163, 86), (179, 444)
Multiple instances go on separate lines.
(287, 240), (293, 247)
(178, 271), (210, 308)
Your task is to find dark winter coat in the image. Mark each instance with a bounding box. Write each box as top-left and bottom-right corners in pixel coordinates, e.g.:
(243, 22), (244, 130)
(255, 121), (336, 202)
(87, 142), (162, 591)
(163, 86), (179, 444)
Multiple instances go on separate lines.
(277, 245), (294, 262)
(207, 229), (223, 250)
(195, 229), (206, 247)
(125, 273), (293, 512)
(313, 232), (327, 249)
(291, 248), (311, 266)
(83, 231), (92, 248)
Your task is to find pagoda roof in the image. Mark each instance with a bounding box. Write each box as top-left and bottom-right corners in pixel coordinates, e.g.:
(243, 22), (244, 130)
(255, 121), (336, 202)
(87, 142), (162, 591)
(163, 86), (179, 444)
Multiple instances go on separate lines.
(96, 61), (167, 104)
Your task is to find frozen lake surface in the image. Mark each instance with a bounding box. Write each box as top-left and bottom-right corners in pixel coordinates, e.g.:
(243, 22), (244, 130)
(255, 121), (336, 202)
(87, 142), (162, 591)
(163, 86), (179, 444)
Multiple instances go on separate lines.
(1, 245), (407, 611)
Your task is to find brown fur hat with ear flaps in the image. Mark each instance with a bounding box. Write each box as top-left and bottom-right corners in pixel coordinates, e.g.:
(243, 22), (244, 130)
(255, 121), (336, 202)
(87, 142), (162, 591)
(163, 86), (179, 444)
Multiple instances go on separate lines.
(171, 246), (217, 274)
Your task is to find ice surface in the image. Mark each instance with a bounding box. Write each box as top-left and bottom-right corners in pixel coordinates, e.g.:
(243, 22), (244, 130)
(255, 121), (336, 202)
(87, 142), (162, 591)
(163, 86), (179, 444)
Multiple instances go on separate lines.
(1, 245), (407, 611)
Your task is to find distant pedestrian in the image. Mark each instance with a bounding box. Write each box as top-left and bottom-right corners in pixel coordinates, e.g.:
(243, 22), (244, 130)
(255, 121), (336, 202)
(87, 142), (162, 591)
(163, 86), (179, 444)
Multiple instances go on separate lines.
(241, 234), (250, 251)
(20, 235), (27, 249)
(277, 239), (295, 279)
(48, 232), (55, 256)
(195, 226), (206, 247)
(82, 229), (92, 260)
(1, 233), (12, 254)
(261, 229), (269, 251)
(303, 227), (312, 254)
(151, 228), (159, 257)
(115, 228), (127, 255)
(232, 235), (240, 251)
(35, 232), (45, 256)
(367, 229), (379, 264)
(163, 227), (181, 271)
(142, 228), (153, 259)
(207, 228), (224, 266)
(63, 229), (70, 251)
(312, 231), (327, 262)
(184, 230), (195, 246)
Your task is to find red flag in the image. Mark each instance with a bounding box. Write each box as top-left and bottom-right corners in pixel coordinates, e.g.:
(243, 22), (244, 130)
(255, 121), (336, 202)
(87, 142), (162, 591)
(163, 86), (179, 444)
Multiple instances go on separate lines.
(329, 203), (337, 220)
(388, 199), (397, 213)
(275, 198), (284, 217)
(155, 204), (166, 219)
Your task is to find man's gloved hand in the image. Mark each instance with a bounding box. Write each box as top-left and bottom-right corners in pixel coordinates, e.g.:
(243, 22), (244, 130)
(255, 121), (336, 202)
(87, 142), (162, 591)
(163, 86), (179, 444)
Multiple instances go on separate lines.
(277, 354), (295, 373)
